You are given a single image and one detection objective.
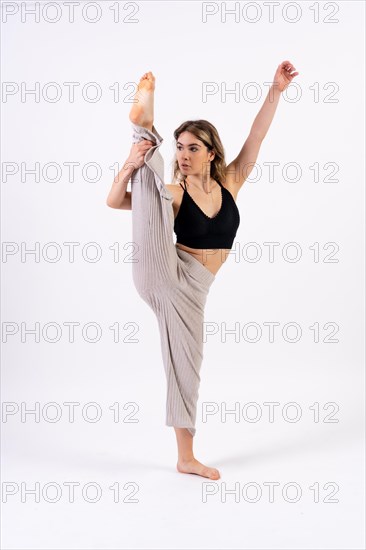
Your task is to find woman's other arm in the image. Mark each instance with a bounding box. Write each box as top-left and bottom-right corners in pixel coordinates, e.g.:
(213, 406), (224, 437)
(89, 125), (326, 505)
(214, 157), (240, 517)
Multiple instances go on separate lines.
(106, 161), (135, 210)
(106, 140), (154, 209)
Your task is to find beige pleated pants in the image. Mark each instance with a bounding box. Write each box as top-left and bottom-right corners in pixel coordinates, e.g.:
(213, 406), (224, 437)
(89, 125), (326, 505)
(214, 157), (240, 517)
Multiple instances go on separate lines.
(130, 122), (216, 437)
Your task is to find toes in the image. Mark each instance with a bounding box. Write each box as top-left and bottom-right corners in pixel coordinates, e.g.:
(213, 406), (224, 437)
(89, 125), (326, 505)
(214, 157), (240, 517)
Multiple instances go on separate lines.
(177, 460), (220, 479)
(141, 72), (154, 81)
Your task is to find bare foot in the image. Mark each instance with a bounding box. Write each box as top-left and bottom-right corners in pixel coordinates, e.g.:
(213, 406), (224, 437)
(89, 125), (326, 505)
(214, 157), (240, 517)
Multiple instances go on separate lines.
(177, 458), (221, 480)
(129, 71), (155, 130)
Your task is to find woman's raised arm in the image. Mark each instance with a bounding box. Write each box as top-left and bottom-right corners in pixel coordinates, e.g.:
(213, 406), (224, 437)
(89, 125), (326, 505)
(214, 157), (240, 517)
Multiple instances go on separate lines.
(225, 60), (299, 197)
(250, 60), (299, 139)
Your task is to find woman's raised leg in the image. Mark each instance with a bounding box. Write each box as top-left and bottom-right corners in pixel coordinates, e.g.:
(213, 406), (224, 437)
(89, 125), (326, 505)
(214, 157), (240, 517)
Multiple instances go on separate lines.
(128, 73), (179, 300)
(128, 72), (220, 480)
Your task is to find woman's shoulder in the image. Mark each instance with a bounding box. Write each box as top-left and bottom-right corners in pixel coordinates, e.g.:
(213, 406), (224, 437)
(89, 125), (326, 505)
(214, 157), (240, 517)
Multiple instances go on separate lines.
(165, 183), (184, 217)
(166, 182), (184, 196)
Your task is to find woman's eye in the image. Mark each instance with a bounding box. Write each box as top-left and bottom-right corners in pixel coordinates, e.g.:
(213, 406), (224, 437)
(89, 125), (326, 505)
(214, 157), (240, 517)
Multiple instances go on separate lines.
(177, 146), (198, 152)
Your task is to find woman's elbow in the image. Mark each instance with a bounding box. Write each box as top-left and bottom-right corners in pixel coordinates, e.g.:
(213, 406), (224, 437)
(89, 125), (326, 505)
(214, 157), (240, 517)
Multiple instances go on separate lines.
(106, 193), (132, 210)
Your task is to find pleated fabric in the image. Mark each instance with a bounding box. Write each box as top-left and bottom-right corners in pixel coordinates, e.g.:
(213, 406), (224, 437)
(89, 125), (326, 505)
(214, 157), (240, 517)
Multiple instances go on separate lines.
(130, 122), (216, 436)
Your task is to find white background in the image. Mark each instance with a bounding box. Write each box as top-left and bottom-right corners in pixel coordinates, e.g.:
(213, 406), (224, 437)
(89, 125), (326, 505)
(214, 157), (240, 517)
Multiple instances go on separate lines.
(1, 1), (365, 549)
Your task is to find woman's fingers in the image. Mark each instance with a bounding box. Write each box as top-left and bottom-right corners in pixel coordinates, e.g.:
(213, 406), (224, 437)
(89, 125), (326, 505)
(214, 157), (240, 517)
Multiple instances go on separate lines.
(283, 61), (296, 73)
(136, 140), (153, 148)
(279, 60), (294, 70)
(129, 140), (155, 168)
(139, 141), (154, 151)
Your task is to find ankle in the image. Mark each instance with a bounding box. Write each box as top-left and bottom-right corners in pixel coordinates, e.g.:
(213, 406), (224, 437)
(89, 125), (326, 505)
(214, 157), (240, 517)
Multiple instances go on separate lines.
(178, 455), (195, 463)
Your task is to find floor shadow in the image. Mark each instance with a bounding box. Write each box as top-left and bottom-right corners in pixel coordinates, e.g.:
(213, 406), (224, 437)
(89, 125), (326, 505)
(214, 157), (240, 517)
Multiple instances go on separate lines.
(211, 425), (360, 468)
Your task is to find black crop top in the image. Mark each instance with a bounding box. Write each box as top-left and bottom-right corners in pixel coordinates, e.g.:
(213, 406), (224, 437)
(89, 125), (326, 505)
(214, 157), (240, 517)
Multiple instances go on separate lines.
(173, 179), (240, 249)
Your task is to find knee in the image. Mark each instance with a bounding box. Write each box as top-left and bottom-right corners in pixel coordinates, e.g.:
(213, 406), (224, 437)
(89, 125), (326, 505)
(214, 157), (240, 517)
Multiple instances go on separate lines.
(133, 268), (174, 295)
(129, 113), (140, 125)
(137, 288), (162, 313)
(135, 281), (166, 300)
(134, 280), (175, 310)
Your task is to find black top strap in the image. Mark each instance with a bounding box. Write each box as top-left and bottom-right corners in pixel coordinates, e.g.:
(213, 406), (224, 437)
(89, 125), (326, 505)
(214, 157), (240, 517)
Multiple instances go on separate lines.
(179, 179), (187, 191)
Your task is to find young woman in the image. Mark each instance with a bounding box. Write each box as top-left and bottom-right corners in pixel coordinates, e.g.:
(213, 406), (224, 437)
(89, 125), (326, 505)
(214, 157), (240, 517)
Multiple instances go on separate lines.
(106, 62), (299, 480)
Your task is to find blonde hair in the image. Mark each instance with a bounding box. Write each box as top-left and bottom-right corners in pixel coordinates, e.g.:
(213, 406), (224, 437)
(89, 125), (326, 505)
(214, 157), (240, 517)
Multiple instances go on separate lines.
(171, 120), (226, 185)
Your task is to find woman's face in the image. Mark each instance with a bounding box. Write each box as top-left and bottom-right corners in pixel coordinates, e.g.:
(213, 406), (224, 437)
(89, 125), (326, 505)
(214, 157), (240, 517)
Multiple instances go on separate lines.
(176, 131), (214, 177)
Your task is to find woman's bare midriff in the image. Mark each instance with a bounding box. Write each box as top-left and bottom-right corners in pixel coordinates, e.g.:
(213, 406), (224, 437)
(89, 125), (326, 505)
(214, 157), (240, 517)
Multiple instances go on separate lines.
(175, 243), (231, 276)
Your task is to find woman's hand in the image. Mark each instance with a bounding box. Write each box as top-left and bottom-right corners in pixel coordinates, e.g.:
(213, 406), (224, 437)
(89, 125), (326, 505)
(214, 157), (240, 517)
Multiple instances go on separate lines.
(125, 140), (155, 170)
(273, 60), (299, 92)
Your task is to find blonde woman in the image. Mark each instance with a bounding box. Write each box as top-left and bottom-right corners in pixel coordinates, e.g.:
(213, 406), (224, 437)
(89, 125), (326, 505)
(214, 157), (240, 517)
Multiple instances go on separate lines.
(107, 62), (299, 480)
